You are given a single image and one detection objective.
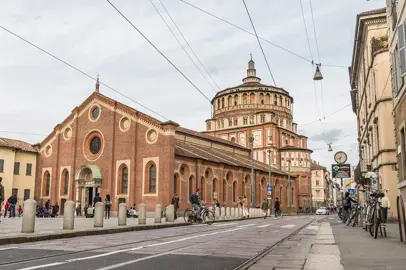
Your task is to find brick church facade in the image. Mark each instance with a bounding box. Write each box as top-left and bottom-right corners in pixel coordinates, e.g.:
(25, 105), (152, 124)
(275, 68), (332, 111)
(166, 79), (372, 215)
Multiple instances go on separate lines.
(35, 58), (311, 214)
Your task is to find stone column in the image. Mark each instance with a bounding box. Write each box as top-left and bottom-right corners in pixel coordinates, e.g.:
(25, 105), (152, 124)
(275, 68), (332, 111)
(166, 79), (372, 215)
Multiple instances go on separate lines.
(21, 199), (36, 233)
(155, 204), (162, 223)
(138, 203), (146, 225)
(226, 207), (230, 219)
(231, 208), (235, 218)
(215, 207), (220, 219)
(221, 207), (225, 219)
(63, 200), (75, 230)
(118, 203), (127, 226)
(166, 204), (174, 222)
(94, 202), (104, 227)
(209, 206), (214, 218)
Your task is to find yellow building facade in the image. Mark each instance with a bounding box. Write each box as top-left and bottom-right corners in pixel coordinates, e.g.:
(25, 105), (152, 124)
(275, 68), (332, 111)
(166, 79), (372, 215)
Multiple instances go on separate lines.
(0, 138), (38, 206)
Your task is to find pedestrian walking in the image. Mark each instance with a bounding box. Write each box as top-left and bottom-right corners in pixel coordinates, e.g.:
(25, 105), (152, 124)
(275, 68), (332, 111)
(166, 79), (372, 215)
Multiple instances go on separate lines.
(4, 200), (9, 218)
(45, 199), (50, 211)
(0, 177), (4, 222)
(274, 197), (281, 219)
(170, 193), (179, 219)
(93, 193), (102, 207)
(261, 198), (268, 219)
(8, 194), (17, 218)
(18, 205), (23, 217)
(242, 195), (249, 218)
(76, 204), (82, 216)
(381, 191), (390, 223)
(343, 192), (356, 223)
(104, 194), (111, 219)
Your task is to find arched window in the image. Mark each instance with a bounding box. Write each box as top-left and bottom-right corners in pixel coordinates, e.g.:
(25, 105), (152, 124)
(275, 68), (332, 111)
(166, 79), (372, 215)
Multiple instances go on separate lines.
(201, 177), (205, 201)
(145, 162), (157, 194)
(232, 181), (237, 202)
(217, 99), (220, 109)
(259, 93), (264, 104)
(43, 171), (50, 197)
(212, 178), (218, 200)
(221, 97), (225, 108)
(250, 93), (255, 104)
(265, 94), (270, 104)
(122, 167), (128, 194)
(234, 94), (239, 105)
(228, 95), (232, 107)
(243, 93), (248, 104)
(174, 174), (178, 194)
(231, 137), (236, 143)
(189, 176), (194, 195)
(63, 170), (69, 195)
(274, 94), (278, 105)
(280, 186), (283, 206)
(223, 179), (227, 202)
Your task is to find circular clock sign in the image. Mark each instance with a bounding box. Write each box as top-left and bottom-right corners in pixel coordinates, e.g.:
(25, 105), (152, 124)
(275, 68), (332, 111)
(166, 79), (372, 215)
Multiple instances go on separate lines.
(334, 151), (347, 164)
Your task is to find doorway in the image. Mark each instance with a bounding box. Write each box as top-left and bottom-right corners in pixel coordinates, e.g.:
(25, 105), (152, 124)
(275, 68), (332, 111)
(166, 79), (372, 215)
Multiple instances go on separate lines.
(87, 187), (93, 207)
(60, 198), (66, 215)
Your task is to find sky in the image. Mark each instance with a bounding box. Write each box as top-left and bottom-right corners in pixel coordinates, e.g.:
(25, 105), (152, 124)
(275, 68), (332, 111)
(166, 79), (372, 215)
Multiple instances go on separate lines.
(0, 0), (385, 171)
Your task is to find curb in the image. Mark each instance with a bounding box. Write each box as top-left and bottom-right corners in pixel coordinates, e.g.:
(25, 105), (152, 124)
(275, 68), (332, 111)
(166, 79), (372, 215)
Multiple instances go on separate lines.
(0, 216), (265, 246)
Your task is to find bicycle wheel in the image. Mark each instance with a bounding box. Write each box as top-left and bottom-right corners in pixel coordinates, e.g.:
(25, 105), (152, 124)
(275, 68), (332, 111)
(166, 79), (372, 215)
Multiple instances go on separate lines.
(202, 210), (215, 225)
(352, 212), (358, 227)
(374, 209), (380, 239)
(346, 211), (354, 226)
(369, 209), (375, 237)
(183, 208), (194, 223)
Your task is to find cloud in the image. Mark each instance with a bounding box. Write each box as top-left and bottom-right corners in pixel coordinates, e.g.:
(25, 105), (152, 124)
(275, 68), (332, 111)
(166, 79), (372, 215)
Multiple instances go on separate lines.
(310, 128), (343, 143)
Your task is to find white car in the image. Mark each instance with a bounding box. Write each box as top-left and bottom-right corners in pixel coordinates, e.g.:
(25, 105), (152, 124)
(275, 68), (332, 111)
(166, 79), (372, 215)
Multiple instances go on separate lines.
(316, 207), (330, 215)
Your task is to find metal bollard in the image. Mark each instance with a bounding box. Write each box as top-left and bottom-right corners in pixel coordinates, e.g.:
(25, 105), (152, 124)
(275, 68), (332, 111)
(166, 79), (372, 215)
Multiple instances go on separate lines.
(63, 200), (75, 230)
(21, 199), (36, 233)
(220, 207), (225, 219)
(118, 203), (127, 226)
(94, 202), (104, 228)
(166, 204), (174, 222)
(226, 207), (230, 219)
(138, 203), (146, 225)
(155, 204), (162, 223)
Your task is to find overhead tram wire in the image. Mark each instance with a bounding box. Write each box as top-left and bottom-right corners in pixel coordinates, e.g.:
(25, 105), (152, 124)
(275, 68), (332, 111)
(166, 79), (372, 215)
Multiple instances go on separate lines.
(0, 25), (169, 121)
(301, 103), (351, 126)
(180, 0), (312, 64)
(106, 0), (211, 103)
(158, 0), (221, 91)
(149, 0), (218, 94)
(242, 0), (277, 86)
(299, 0), (327, 144)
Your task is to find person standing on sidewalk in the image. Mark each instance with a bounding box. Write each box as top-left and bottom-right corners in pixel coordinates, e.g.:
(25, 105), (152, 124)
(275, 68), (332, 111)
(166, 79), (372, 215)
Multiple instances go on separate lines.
(0, 177), (4, 222)
(274, 197), (281, 219)
(8, 194), (17, 218)
(170, 193), (179, 219)
(242, 195), (249, 218)
(104, 194), (111, 219)
(261, 198), (268, 219)
(381, 191), (390, 223)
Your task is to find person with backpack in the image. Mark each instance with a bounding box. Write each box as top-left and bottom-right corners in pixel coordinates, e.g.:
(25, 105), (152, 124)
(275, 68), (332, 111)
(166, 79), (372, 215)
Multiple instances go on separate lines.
(170, 193), (179, 219)
(274, 197), (281, 219)
(8, 194), (18, 218)
(105, 194), (112, 219)
(190, 189), (201, 220)
(343, 191), (356, 222)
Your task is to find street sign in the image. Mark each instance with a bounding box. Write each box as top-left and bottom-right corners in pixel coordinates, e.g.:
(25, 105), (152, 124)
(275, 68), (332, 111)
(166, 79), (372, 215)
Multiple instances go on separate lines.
(267, 184), (272, 191)
(331, 164), (351, 178)
(348, 188), (355, 196)
(267, 191), (272, 196)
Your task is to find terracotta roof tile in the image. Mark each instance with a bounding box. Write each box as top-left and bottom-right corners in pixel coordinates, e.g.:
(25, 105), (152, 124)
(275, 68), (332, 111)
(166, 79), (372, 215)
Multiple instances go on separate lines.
(176, 127), (248, 150)
(0, 137), (38, 153)
(359, 7), (386, 16)
(175, 140), (288, 175)
(311, 162), (327, 171)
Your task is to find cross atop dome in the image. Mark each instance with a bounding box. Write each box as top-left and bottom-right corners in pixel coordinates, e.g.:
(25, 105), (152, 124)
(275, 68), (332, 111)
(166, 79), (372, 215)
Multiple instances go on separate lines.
(243, 54), (261, 84)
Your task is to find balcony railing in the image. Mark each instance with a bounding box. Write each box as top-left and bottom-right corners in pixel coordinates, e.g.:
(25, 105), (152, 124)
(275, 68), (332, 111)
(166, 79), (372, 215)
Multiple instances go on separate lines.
(214, 103), (291, 116)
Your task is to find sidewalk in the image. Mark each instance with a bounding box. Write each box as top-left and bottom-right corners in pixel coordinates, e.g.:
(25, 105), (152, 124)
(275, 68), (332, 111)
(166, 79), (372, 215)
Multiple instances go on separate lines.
(330, 220), (406, 270)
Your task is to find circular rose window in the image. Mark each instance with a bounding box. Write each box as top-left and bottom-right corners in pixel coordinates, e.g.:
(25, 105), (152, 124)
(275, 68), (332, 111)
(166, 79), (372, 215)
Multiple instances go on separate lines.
(89, 105), (101, 121)
(119, 117), (130, 132)
(63, 127), (72, 140)
(84, 130), (104, 161)
(146, 129), (158, 144)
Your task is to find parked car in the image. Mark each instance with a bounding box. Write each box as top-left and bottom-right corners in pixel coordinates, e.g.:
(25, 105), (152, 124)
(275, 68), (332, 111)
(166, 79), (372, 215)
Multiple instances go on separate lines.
(316, 207), (330, 215)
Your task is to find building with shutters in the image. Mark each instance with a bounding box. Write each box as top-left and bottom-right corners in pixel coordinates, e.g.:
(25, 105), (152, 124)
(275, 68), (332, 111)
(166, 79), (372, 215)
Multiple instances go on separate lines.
(0, 138), (38, 206)
(35, 81), (296, 215)
(350, 8), (398, 219)
(203, 57), (313, 210)
(386, 0), (406, 203)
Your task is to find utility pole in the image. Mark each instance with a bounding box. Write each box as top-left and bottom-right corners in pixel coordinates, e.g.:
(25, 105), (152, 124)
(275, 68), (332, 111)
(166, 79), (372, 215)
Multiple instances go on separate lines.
(249, 136), (255, 208)
(267, 148), (272, 215)
(287, 159), (291, 215)
(309, 170), (313, 214)
(341, 177), (344, 220)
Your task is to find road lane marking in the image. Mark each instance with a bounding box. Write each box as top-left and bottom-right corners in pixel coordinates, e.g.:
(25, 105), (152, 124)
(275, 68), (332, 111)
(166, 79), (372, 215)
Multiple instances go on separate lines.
(213, 222), (237, 227)
(18, 227), (244, 270)
(19, 262), (65, 270)
(281, 224), (296, 229)
(0, 247), (18, 250)
(306, 225), (318, 230)
(237, 223), (256, 228)
(257, 224), (273, 228)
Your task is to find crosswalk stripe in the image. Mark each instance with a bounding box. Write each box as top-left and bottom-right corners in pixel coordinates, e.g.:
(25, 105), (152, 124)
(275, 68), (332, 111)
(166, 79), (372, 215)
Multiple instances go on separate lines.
(213, 222), (238, 227)
(281, 224), (296, 229)
(257, 224), (273, 228)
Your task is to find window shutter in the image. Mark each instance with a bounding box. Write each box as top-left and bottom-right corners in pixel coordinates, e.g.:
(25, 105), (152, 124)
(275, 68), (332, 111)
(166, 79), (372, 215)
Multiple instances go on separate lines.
(398, 23), (406, 76)
(392, 52), (398, 95)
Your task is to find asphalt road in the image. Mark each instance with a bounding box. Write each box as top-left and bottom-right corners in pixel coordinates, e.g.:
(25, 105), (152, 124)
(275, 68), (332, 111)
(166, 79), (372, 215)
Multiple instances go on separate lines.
(0, 216), (316, 270)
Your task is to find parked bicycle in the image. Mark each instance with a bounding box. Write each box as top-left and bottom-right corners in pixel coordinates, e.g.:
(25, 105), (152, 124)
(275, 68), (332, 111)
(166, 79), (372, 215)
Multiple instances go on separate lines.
(346, 202), (362, 227)
(367, 190), (388, 239)
(183, 204), (215, 225)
